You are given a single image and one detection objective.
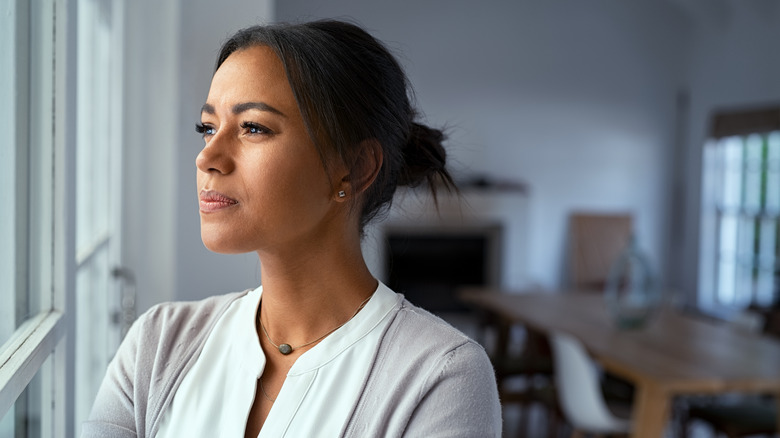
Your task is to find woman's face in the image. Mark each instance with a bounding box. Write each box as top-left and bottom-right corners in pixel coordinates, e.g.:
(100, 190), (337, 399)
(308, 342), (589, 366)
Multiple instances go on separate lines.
(196, 45), (344, 254)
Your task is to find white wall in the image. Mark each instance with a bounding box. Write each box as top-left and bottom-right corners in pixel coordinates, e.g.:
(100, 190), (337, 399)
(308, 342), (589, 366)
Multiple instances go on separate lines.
(174, 0), (275, 302)
(276, 0), (690, 290)
(122, 0), (181, 313)
(123, 0), (274, 310)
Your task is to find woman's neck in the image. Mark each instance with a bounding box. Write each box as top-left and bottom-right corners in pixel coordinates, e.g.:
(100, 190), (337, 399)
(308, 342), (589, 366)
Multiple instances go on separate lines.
(256, 236), (377, 349)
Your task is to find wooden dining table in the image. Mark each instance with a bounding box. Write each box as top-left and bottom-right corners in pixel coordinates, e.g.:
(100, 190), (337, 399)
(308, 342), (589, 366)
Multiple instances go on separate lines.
(460, 288), (780, 438)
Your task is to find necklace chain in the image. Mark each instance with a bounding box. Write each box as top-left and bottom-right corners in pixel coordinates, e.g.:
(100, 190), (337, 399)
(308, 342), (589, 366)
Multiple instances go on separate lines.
(259, 377), (275, 403)
(258, 293), (373, 355)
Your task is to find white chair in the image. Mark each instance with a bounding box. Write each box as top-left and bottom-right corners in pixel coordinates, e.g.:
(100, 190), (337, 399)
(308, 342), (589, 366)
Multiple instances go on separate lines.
(549, 331), (632, 437)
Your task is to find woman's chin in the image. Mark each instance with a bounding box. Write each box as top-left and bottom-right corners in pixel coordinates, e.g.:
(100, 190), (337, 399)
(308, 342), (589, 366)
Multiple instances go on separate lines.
(200, 233), (251, 254)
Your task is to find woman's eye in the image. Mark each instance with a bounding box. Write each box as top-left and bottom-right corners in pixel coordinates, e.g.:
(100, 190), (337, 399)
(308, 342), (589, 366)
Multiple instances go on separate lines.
(195, 123), (216, 138)
(241, 122), (273, 136)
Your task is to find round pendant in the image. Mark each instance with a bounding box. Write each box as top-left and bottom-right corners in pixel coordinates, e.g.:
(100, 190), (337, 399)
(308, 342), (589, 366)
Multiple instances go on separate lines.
(279, 344), (293, 355)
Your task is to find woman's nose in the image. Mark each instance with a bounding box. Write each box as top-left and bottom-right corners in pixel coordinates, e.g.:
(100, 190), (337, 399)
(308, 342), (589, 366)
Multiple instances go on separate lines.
(196, 132), (235, 175)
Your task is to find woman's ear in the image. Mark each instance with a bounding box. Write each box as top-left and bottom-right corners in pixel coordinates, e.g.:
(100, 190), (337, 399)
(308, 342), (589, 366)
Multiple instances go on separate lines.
(339, 139), (383, 199)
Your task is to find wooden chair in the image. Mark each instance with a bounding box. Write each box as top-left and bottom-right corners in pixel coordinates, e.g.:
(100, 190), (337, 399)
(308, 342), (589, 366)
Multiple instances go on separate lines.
(569, 213), (633, 291)
(567, 213), (637, 434)
(760, 307), (780, 339)
(480, 310), (561, 437)
(681, 397), (777, 438)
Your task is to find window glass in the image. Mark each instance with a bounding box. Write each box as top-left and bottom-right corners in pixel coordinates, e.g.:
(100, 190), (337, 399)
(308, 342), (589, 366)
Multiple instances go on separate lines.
(0, 0), (30, 349)
(708, 131), (780, 308)
(0, 0), (54, 348)
(0, 1), (62, 435)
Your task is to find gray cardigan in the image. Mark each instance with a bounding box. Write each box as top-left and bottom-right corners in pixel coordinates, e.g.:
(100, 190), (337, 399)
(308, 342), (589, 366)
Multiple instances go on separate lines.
(82, 291), (502, 437)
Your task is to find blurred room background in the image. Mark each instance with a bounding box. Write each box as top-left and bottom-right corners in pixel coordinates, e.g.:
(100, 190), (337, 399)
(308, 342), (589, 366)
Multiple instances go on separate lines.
(2, 0), (779, 436)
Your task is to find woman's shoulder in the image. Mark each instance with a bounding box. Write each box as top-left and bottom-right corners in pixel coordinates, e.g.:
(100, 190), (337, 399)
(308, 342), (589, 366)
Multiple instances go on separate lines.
(124, 290), (252, 364)
(389, 297), (483, 354)
(139, 290), (250, 329)
(374, 296), (494, 379)
(84, 290), (254, 437)
(344, 297), (501, 437)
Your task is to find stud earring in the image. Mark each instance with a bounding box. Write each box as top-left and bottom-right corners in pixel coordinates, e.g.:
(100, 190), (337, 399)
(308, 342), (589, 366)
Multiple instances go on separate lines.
(338, 190), (346, 198)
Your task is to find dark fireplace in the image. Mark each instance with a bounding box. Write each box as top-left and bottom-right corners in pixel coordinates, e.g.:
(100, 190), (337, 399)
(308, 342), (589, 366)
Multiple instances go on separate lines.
(383, 224), (502, 314)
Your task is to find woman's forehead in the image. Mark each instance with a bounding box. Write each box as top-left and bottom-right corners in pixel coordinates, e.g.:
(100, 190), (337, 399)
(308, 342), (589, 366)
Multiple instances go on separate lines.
(206, 46), (296, 114)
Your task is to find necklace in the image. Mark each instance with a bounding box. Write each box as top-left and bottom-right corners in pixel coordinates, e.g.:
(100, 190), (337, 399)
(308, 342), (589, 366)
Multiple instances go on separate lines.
(258, 293), (373, 355)
(259, 377), (275, 403)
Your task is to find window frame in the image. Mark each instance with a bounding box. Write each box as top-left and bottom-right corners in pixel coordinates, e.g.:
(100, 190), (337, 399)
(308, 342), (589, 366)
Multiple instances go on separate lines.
(0, 0), (77, 435)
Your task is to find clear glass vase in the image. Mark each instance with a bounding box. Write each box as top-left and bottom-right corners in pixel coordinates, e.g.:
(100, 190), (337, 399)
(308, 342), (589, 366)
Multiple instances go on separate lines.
(604, 236), (659, 329)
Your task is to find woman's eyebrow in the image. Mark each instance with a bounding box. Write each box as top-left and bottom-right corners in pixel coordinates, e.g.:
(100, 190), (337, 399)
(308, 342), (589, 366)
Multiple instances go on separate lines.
(200, 102), (286, 117)
(233, 101), (286, 117)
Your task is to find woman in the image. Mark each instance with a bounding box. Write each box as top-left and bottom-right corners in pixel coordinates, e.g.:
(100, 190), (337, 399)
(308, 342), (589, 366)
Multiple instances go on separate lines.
(84, 20), (501, 437)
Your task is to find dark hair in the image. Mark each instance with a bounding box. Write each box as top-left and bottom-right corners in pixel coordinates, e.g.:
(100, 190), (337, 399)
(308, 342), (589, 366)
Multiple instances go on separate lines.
(216, 19), (456, 232)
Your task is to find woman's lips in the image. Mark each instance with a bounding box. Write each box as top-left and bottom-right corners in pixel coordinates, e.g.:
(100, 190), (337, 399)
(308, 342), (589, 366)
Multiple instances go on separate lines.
(199, 189), (238, 213)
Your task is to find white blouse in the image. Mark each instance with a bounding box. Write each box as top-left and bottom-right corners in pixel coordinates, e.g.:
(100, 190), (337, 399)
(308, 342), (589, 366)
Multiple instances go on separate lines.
(156, 282), (399, 438)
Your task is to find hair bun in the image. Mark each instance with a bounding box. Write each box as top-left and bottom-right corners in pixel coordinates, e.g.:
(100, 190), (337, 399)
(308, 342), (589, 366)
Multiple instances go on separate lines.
(399, 122), (452, 190)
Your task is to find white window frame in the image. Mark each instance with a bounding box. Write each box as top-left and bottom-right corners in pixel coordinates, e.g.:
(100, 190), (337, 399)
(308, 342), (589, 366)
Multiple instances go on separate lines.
(0, 0), (77, 435)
